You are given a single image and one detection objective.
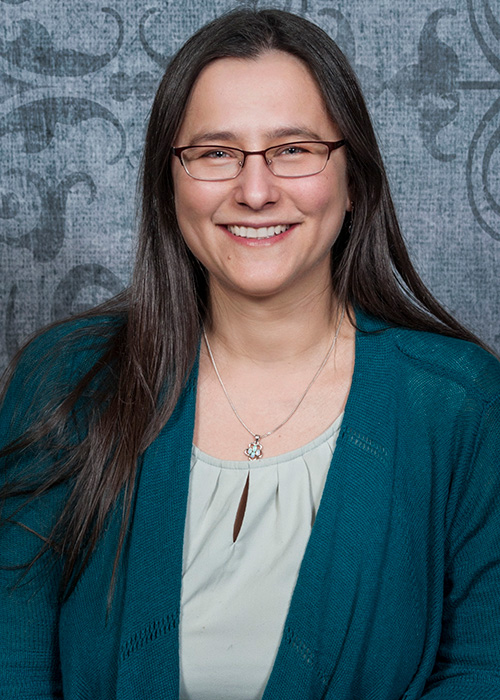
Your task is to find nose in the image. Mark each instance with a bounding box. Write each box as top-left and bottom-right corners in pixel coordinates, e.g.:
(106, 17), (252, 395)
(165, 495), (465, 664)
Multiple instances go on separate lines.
(234, 153), (280, 210)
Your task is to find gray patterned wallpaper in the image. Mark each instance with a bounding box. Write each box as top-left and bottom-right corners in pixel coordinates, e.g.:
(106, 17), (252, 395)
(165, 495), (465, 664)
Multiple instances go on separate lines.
(1, 0), (499, 372)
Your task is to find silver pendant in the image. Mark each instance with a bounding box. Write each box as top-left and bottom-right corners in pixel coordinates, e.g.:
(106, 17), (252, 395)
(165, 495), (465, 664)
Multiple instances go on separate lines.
(245, 435), (263, 461)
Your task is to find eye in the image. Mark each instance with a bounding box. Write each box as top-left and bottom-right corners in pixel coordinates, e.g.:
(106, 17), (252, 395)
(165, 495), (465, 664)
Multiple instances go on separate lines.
(198, 148), (237, 160)
(274, 144), (310, 157)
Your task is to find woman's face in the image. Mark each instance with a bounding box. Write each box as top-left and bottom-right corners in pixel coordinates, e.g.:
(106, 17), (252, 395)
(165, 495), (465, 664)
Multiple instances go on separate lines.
(172, 50), (351, 302)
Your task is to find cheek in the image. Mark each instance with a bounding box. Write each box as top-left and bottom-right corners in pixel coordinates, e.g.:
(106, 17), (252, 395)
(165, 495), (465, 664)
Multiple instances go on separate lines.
(173, 179), (226, 268)
(174, 179), (223, 234)
(296, 176), (348, 218)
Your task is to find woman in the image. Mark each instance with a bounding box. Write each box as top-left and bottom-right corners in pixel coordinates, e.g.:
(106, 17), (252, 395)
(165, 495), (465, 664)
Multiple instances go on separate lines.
(1, 8), (499, 700)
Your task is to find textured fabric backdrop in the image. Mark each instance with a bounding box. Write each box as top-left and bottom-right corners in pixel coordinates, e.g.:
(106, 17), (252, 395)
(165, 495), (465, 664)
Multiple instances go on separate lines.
(1, 0), (499, 372)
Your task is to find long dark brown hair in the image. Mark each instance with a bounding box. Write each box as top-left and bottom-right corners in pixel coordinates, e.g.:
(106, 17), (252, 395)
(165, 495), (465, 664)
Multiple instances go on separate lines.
(0, 8), (489, 604)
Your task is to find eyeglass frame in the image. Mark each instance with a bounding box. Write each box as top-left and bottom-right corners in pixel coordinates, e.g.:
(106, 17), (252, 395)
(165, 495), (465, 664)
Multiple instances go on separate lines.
(171, 139), (347, 181)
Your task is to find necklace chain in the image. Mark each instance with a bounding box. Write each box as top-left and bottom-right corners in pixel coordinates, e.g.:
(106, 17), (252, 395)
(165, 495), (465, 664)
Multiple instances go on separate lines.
(202, 307), (345, 460)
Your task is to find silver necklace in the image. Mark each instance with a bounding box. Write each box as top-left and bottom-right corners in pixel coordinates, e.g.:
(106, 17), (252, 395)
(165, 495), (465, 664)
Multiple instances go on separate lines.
(202, 307), (345, 461)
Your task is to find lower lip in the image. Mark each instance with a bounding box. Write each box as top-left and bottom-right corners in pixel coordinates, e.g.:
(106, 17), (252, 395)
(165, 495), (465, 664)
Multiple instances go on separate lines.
(220, 224), (297, 246)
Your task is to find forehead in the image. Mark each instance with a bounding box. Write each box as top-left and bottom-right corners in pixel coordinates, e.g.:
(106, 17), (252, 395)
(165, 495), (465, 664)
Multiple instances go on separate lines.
(175, 50), (337, 145)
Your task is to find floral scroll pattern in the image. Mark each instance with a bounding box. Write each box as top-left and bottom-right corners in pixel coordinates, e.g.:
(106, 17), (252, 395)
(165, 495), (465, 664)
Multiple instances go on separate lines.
(0, 0), (499, 369)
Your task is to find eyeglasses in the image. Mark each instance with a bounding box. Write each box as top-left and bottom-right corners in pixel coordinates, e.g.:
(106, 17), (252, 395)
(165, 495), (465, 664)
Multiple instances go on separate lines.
(171, 140), (346, 181)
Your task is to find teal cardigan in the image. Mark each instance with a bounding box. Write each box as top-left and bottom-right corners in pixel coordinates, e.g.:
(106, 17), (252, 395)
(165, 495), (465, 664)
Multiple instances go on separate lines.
(1, 312), (500, 699)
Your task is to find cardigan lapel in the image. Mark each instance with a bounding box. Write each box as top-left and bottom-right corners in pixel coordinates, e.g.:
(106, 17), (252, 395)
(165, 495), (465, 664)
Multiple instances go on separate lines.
(115, 365), (198, 699)
(262, 311), (408, 699)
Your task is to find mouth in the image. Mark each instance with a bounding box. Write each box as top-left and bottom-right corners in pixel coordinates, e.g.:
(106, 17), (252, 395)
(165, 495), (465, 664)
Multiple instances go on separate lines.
(225, 224), (292, 239)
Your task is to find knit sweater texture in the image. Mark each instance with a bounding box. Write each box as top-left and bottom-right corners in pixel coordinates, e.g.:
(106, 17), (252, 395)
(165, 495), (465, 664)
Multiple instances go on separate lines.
(1, 310), (500, 699)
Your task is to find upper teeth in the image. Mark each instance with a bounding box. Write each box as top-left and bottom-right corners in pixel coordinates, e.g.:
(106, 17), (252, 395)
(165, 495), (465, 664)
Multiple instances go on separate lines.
(227, 224), (291, 239)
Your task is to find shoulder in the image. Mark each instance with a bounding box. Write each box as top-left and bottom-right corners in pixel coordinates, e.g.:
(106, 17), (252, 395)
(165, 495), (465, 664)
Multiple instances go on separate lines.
(20, 313), (123, 355)
(0, 314), (125, 442)
(391, 327), (500, 401)
(356, 310), (500, 406)
(9, 313), (124, 381)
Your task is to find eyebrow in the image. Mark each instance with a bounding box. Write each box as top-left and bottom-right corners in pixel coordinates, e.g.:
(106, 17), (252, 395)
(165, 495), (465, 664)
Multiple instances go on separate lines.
(186, 126), (324, 145)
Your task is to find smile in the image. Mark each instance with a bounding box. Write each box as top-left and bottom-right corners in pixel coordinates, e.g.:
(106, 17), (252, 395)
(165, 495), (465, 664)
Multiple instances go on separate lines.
(226, 224), (292, 239)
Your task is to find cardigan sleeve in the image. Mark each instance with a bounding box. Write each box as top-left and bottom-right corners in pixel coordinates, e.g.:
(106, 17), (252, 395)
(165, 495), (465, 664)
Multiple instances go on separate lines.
(421, 395), (500, 698)
(0, 318), (120, 699)
(0, 491), (64, 698)
(0, 338), (68, 698)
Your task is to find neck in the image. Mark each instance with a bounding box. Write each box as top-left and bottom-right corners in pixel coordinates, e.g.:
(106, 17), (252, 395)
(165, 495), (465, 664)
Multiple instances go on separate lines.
(205, 280), (345, 366)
